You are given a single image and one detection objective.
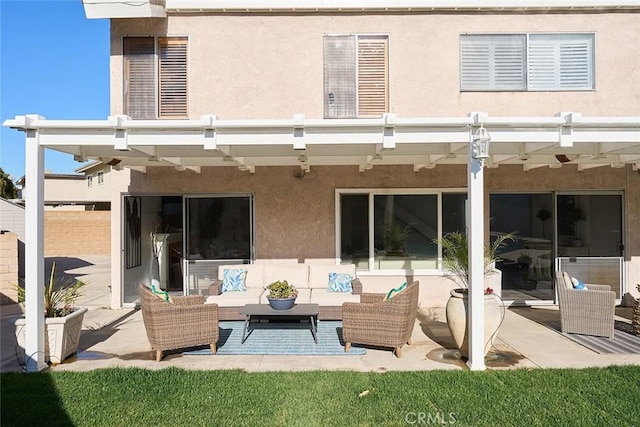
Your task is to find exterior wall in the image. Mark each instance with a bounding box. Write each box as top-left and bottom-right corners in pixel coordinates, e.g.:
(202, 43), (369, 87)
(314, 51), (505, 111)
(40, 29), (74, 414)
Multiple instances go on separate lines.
(120, 163), (639, 306)
(44, 211), (111, 256)
(0, 232), (19, 305)
(111, 12), (640, 118)
(85, 164), (114, 202)
(0, 198), (25, 242)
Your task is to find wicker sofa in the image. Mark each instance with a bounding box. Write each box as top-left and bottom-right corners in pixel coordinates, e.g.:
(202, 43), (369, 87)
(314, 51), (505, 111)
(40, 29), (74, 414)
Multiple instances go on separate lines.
(556, 271), (615, 338)
(139, 284), (219, 361)
(342, 280), (419, 357)
(205, 263), (362, 320)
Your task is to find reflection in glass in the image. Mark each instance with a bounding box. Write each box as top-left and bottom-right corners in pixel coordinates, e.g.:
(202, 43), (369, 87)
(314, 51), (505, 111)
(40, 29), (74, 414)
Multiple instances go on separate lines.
(340, 194), (369, 268)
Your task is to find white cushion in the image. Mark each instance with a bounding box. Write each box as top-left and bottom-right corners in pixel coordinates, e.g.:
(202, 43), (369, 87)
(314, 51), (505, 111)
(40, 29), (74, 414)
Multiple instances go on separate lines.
(206, 288), (263, 307)
(217, 264), (264, 289)
(263, 264), (309, 289)
(308, 264), (356, 289)
(310, 289), (360, 306)
(562, 271), (574, 290)
(260, 288), (311, 304)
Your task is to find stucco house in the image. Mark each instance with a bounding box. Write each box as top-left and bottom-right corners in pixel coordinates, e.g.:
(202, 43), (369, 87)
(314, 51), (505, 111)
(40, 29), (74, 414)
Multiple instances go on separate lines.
(4, 0), (640, 371)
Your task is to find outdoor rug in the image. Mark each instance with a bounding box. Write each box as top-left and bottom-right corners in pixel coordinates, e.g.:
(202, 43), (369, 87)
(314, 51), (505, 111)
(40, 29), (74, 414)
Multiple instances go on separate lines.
(184, 321), (366, 356)
(545, 321), (640, 354)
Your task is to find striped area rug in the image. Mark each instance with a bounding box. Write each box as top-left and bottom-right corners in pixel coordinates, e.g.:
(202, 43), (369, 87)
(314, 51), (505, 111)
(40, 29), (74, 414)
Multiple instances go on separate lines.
(545, 321), (640, 354)
(184, 321), (366, 356)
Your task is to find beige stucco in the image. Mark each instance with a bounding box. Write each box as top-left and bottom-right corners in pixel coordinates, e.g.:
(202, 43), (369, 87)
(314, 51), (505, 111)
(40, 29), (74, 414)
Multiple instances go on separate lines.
(111, 12), (640, 118)
(105, 10), (640, 308)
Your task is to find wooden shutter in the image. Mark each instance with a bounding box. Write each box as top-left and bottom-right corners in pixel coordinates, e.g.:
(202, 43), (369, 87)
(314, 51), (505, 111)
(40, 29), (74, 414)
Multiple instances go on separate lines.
(324, 35), (357, 118)
(528, 34), (594, 90)
(123, 37), (156, 119)
(461, 35), (525, 91)
(158, 37), (188, 118)
(357, 35), (388, 117)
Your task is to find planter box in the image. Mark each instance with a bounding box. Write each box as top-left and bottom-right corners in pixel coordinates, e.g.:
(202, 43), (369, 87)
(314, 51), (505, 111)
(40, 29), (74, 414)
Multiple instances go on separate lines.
(14, 308), (87, 364)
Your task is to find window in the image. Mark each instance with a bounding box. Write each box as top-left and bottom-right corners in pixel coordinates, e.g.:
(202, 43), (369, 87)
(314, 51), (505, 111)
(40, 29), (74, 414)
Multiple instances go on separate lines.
(323, 34), (388, 118)
(123, 36), (188, 119)
(339, 190), (466, 271)
(87, 175), (93, 188)
(460, 33), (594, 91)
(97, 171), (104, 185)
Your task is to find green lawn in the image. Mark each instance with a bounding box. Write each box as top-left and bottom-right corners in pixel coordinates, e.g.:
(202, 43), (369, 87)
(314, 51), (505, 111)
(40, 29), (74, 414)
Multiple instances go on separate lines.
(2, 366), (639, 426)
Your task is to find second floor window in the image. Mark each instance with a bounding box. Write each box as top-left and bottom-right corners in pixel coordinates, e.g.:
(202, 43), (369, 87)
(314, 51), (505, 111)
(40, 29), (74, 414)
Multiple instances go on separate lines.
(97, 171), (104, 185)
(460, 33), (595, 92)
(87, 175), (93, 188)
(123, 36), (188, 119)
(323, 34), (389, 118)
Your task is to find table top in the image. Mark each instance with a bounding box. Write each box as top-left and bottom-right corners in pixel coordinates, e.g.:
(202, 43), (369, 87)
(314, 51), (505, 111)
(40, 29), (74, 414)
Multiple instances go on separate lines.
(240, 303), (319, 316)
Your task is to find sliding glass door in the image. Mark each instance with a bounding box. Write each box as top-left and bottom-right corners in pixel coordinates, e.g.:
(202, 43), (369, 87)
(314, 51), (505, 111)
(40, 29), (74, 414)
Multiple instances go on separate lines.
(184, 195), (254, 295)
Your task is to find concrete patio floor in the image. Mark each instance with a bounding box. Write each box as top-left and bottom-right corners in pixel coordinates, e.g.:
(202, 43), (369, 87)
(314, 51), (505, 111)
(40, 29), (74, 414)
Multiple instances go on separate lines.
(2, 254), (639, 373)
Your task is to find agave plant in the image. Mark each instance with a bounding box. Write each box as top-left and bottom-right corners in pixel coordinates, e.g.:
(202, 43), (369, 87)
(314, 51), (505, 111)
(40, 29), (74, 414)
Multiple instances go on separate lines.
(16, 262), (86, 317)
(435, 231), (515, 289)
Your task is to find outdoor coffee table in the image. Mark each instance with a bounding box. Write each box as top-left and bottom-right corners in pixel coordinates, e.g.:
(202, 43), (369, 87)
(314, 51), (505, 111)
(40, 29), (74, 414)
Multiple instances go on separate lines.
(239, 303), (320, 344)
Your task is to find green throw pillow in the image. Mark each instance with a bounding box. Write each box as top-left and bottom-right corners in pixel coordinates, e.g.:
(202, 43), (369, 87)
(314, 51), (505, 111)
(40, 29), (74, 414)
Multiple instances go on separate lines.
(151, 284), (171, 302)
(384, 282), (408, 301)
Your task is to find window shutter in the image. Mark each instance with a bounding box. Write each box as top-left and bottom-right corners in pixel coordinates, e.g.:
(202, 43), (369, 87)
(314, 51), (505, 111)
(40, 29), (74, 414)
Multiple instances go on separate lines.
(357, 36), (388, 118)
(324, 35), (357, 118)
(123, 37), (156, 119)
(461, 35), (525, 91)
(158, 37), (188, 118)
(528, 34), (593, 90)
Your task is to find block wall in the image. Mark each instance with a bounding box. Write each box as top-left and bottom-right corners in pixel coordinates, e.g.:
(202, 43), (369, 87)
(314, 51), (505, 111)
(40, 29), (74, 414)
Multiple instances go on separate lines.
(45, 211), (111, 256)
(0, 232), (19, 305)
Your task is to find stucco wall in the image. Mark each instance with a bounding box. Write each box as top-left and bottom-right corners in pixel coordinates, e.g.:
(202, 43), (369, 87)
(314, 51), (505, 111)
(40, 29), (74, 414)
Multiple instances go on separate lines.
(45, 211), (111, 256)
(120, 163), (639, 306)
(111, 12), (640, 118)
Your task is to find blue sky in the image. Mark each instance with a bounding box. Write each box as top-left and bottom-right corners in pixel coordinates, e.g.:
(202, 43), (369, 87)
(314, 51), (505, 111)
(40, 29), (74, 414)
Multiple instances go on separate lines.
(0, 0), (109, 181)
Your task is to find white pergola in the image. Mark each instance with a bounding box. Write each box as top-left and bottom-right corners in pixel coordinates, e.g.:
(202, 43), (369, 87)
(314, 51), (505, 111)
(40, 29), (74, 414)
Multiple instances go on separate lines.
(4, 112), (640, 371)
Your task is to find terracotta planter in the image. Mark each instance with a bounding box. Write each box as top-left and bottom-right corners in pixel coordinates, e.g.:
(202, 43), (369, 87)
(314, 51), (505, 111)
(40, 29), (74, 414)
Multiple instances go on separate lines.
(14, 307), (87, 364)
(445, 289), (502, 358)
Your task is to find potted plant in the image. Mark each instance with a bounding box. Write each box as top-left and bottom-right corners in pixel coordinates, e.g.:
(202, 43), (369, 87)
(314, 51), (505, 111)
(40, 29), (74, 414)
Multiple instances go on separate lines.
(14, 263), (87, 364)
(435, 231), (514, 359)
(265, 280), (298, 310)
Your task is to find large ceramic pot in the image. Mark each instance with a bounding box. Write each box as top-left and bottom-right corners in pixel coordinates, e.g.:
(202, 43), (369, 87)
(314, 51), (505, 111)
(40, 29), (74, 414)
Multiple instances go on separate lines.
(267, 297), (296, 310)
(14, 307), (87, 364)
(445, 289), (502, 359)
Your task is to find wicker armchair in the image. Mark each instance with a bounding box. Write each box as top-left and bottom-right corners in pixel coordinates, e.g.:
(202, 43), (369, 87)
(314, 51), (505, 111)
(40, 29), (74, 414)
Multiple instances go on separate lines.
(342, 280), (419, 357)
(556, 273), (615, 338)
(139, 284), (219, 361)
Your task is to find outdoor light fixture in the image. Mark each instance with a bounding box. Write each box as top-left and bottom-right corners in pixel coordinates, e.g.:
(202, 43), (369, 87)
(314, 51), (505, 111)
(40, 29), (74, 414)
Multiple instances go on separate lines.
(471, 125), (491, 168)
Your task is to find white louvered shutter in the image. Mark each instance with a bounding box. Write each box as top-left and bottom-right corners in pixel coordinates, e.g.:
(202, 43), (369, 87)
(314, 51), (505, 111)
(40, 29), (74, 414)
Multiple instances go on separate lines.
(124, 37), (156, 119)
(357, 35), (388, 117)
(461, 35), (525, 91)
(528, 34), (594, 90)
(324, 35), (357, 118)
(158, 37), (188, 118)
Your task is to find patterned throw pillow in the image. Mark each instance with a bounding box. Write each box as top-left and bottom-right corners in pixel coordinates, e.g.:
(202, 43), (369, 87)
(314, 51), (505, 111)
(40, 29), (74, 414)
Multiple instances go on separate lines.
(571, 277), (588, 290)
(384, 282), (408, 301)
(222, 268), (247, 292)
(150, 284), (171, 302)
(328, 272), (353, 293)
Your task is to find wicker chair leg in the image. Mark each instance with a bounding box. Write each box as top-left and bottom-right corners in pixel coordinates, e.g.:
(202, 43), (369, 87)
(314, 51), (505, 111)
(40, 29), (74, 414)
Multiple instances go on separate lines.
(155, 350), (163, 362)
(394, 346), (402, 358)
(345, 342), (351, 353)
(210, 343), (217, 355)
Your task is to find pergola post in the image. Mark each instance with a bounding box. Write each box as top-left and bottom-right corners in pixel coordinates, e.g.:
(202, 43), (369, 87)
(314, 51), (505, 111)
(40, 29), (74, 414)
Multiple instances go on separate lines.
(23, 115), (47, 372)
(467, 118), (487, 371)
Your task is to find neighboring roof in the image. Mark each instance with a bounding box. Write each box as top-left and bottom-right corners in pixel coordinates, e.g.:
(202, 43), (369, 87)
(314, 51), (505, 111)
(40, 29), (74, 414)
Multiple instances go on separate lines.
(4, 112), (640, 174)
(75, 160), (105, 174)
(16, 173), (84, 186)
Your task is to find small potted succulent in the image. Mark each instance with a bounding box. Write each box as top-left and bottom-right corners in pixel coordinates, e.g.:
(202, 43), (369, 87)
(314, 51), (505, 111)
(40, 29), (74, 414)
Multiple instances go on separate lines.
(265, 280), (298, 310)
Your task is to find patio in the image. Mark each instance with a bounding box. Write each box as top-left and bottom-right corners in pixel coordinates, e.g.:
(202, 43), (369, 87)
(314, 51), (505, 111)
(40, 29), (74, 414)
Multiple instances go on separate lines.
(2, 255), (638, 373)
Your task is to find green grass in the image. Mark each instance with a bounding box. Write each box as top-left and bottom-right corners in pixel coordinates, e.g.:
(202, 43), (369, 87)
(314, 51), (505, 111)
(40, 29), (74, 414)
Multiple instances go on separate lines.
(2, 366), (639, 426)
